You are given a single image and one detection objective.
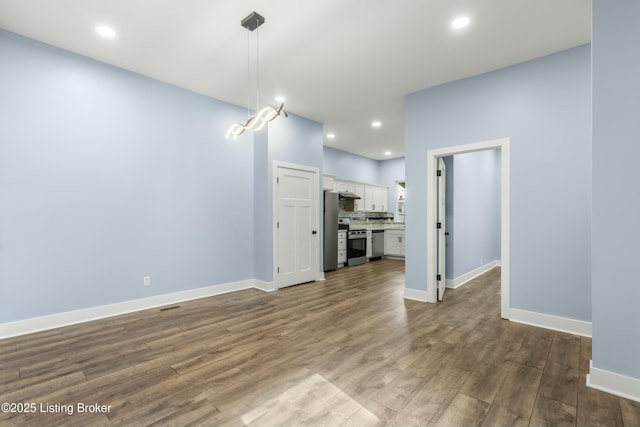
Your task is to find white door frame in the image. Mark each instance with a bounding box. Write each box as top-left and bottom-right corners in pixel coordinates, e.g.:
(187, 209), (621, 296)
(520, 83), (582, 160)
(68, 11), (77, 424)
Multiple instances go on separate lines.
(272, 161), (321, 290)
(426, 138), (510, 319)
(436, 158), (447, 301)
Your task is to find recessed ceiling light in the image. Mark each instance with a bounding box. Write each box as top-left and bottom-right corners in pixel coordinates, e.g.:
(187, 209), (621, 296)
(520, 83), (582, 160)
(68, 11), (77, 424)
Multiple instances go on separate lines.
(95, 25), (117, 38)
(275, 96), (285, 103)
(327, 133), (336, 139)
(384, 151), (392, 156)
(451, 16), (470, 29)
(371, 121), (382, 128)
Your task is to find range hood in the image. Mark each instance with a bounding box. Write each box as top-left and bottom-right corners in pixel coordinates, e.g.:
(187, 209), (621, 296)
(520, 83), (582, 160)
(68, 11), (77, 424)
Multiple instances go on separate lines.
(338, 192), (361, 200)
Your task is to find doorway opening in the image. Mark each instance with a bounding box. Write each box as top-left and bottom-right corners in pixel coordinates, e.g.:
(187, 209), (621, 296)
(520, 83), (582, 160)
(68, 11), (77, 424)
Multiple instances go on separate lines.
(426, 138), (510, 319)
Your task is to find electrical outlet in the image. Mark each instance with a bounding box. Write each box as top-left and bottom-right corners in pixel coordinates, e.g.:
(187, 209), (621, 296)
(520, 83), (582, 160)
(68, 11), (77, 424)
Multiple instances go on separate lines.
(144, 276), (151, 287)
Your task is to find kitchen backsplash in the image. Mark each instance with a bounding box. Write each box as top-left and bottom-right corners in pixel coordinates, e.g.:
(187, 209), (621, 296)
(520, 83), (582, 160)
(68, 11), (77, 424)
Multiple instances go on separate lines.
(339, 210), (391, 218)
(349, 218), (405, 229)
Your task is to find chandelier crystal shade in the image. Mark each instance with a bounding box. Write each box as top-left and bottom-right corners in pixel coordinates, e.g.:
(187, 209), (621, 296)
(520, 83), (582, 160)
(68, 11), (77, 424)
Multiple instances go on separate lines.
(227, 12), (286, 140)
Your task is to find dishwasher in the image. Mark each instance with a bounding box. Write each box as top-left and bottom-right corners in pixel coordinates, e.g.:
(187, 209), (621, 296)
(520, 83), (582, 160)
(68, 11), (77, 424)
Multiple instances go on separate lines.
(371, 230), (384, 261)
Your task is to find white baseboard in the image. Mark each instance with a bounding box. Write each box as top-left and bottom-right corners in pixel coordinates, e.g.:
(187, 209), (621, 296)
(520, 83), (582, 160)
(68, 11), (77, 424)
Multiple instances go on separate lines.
(587, 360), (640, 403)
(254, 279), (277, 292)
(383, 255), (405, 260)
(446, 260), (500, 289)
(0, 279), (256, 340)
(403, 288), (430, 303)
(510, 308), (592, 337)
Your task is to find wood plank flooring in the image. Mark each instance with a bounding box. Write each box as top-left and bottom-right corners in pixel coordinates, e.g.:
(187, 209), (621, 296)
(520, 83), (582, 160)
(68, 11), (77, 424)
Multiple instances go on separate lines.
(1, 259), (638, 426)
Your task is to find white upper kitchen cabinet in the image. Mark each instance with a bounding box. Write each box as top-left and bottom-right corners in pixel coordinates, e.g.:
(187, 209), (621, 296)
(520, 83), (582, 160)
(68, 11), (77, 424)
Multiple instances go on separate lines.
(354, 183), (365, 211)
(323, 175), (336, 191)
(365, 185), (388, 212)
(335, 180), (355, 193)
(336, 179), (366, 211)
(330, 178), (386, 212)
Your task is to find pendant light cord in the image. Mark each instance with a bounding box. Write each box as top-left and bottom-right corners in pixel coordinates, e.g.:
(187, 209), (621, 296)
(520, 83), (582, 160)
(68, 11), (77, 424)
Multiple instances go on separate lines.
(246, 28), (250, 119)
(256, 21), (260, 114)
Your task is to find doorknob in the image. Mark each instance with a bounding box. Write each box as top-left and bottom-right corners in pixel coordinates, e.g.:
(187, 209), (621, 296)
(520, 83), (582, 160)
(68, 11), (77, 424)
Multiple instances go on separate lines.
(312, 230), (317, 235)
(445, 232), (450, 236)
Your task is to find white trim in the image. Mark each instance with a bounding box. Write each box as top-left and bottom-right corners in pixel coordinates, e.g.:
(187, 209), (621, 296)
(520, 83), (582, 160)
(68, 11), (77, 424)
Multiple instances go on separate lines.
(446, 260), (500, 289)
(272, 161), (321, 290)
(501, 140), (511, 319)
(403, 288), (430, 302)
(587, 361), (640, 403)
(426, 151), (438, 303)
(510, 308), (592, 337)
(426, 138), (511, 318)
(254, 280), (277, 292)
(0, 279), (256, 340)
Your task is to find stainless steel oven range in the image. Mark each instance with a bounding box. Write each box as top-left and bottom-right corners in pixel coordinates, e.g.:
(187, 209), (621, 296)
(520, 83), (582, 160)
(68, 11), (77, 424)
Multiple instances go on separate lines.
(347, 229), (367, 266)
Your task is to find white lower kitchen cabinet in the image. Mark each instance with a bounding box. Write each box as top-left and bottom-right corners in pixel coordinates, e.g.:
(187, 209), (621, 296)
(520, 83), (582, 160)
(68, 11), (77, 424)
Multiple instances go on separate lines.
(338, 231), (347, 266)
(338, 250), (347, 265)
(384, 230), (405, 257)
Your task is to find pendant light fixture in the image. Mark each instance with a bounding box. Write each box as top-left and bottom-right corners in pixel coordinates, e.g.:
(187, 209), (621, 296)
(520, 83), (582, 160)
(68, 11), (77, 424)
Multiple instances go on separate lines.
(226, 11), (287, 140)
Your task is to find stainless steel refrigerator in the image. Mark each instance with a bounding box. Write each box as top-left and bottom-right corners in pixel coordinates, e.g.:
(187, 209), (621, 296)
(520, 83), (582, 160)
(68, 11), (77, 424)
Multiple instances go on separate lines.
(323, 191), (339, 271)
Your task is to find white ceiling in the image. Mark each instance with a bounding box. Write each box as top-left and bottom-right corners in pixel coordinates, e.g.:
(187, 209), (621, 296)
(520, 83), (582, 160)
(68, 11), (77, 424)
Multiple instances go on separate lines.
(0, 0), (591, 160)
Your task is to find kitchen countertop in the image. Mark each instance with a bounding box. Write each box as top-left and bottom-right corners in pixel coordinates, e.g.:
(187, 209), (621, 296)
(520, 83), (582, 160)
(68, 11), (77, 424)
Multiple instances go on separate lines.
(348, 221), (405, 231)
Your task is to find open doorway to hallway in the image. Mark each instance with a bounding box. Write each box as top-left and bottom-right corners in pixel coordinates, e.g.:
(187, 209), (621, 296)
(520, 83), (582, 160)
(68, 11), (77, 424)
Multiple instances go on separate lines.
(426, 138), (510, 318)
(441, 150), (501, 298)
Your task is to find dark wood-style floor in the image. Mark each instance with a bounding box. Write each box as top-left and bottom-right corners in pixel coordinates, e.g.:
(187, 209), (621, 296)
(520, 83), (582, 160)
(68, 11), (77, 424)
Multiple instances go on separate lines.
(1, 259), (639, 426)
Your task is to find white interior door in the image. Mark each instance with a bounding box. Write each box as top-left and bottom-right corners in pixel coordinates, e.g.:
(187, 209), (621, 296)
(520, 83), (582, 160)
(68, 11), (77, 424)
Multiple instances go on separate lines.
(276, 166), (318, 288)
(437, 158), (447, 301)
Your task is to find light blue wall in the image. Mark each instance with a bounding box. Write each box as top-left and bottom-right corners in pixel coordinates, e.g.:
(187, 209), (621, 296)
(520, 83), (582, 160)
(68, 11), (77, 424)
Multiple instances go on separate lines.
(451, 150), (501, 278)
(0, 30), (323, 324)
(592, 1), (640, 379)
(253, 130), (270, 282)
(405, 44), (592, 321)
(0, 30), (255, 323)
(323, 146), (380, 183)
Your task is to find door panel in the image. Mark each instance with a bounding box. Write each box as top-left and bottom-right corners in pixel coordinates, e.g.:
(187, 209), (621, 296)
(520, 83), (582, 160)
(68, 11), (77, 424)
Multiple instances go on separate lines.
(277, 167), (318, 288)
(297, 205), (312, 271)
(279, 203), (296, 276)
